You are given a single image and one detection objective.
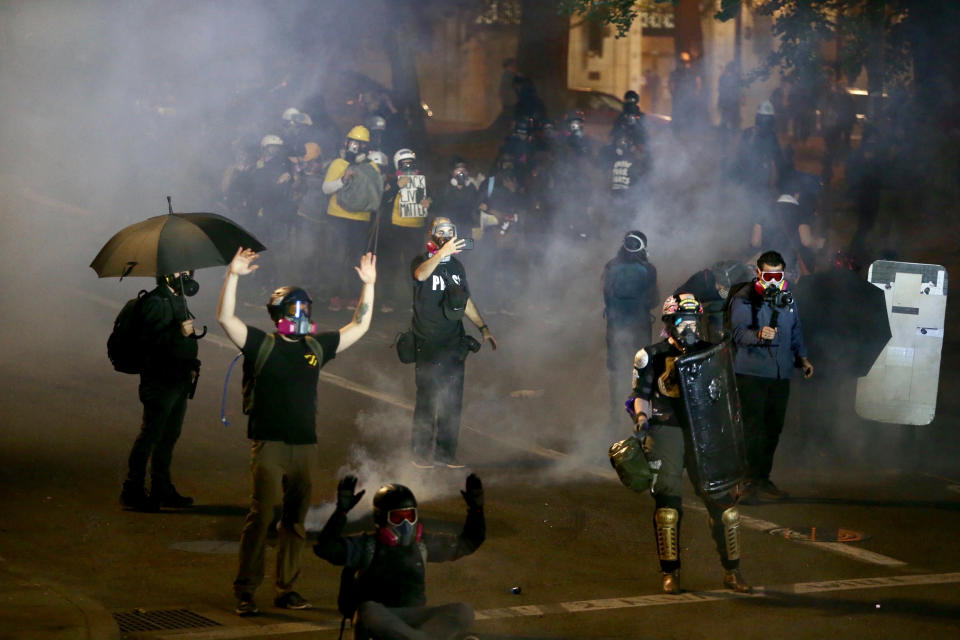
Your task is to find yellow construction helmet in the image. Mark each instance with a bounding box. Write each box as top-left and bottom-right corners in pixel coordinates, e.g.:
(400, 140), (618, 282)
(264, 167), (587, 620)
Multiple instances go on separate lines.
(346, 125), (371, 143)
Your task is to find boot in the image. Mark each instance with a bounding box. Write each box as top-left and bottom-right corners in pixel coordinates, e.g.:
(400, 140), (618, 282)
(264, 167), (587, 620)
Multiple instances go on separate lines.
(152, 484), (194, 508)
(120, 481), (160, 512)
(661, 570), (681, 594)
(723, 569), (753, 593)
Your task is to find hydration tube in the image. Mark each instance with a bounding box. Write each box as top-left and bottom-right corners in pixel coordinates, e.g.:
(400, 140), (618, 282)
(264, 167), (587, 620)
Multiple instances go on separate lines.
(220, 353), (243, 427)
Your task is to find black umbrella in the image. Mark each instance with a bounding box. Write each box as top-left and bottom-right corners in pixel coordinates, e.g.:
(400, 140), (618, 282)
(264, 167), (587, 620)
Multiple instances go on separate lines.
(792, 267), (891, 378)
(90, 198), (266, 279)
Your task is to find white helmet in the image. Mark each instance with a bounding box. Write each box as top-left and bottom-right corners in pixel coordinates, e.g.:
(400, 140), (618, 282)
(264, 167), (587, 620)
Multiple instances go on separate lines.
(393, 148), (416, 170)
(757, 101), (775, 116)
(260, 134), (284, 147)
(281, 108), (313, 126)
(368, 150), (388, 167)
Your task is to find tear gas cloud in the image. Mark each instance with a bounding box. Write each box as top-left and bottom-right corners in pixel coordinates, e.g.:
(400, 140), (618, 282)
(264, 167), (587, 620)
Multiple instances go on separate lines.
(0, 0), (947, 509)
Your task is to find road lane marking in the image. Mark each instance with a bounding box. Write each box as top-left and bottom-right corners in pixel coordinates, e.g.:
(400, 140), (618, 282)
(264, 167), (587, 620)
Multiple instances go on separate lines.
(77, 290), (908, 567)
(152, 572), (960, 637)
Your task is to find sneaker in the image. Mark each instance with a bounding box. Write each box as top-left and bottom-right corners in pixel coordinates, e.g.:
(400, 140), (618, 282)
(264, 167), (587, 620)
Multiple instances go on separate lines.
(411, 456), (434, 470)
(153, 485), (194, 509)
(661, 570), (681, 594)
(438, 459), (466, 469)
(756, 479), (789, 500)
(723, 569), (753, 593)
(274, 591), (312, 610)
(328, 296), (343, 312)
(346, 298), (360, 311)
(379, 304), (395, 313)
(235, 593), (259, 616)
(120, 484), (160, 513)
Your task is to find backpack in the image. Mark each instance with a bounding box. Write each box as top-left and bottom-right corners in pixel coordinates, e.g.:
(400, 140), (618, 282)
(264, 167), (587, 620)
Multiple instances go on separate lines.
(107, 290), (150, 374)
(721, 281), (755, 344)
(604, 261), (650, 315)
(241, 333), (323, 414)
(337, 162), (383, 213)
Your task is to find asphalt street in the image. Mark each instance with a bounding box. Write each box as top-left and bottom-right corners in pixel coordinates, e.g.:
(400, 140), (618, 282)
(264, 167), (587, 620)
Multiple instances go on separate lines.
(2, 213), (960, 640)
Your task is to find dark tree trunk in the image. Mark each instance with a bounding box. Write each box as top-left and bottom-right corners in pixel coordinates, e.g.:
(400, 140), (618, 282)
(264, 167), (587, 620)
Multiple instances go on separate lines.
(673, 0), (704, 60)
(384, 0), (427, 152)
(517, 0), (569, 115)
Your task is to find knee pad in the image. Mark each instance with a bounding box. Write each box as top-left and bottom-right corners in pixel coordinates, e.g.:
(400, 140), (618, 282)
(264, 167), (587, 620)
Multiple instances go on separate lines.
(654, 508), (680, 562)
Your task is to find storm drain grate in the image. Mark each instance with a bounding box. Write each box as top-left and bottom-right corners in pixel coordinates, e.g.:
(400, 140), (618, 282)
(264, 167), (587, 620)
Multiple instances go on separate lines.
(114, 609), (222, 633)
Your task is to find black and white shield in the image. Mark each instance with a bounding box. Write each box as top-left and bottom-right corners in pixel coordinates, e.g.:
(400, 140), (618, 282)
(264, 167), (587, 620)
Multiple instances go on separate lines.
(675, 340), (746, 494)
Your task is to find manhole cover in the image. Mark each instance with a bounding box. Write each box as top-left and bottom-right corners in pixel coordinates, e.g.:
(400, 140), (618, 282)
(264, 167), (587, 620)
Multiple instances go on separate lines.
(768, 526), (870, 542)
(169, 540), (239, 554)
(114, 609), (221, 633)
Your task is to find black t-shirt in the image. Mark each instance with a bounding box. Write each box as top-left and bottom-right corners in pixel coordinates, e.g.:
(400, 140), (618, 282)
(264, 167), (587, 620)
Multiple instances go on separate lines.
(410, 254), (469, 348)
(241, 327), (339, 444)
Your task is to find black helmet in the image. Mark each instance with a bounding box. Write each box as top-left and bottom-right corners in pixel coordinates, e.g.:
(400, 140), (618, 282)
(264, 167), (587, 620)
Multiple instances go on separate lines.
(373, 484), (418, 526)
(624, 90), (640, 104)
(267, 286), (312, 322)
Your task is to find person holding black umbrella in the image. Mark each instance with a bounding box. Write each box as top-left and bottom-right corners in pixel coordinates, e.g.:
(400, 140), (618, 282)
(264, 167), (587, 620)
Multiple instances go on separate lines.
(120, 270), (202, 512)
(217, 247), (377, 616)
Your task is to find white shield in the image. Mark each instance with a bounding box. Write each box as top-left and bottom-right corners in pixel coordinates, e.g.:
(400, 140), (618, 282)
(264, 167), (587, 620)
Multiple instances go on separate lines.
(855, 261), (947, 425)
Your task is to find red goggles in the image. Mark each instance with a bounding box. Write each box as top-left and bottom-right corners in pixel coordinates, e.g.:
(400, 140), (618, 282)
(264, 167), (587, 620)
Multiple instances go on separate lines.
(387, 508), (418, 526)
(760, 271), (784, 283)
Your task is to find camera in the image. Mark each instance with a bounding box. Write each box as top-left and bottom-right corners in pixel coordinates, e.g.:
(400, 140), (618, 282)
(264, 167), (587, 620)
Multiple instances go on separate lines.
(764, 288), (794, 308)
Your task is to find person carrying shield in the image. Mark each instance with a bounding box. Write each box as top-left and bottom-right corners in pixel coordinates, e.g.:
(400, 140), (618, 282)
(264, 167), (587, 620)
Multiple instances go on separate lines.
(626, 294), (752, 595)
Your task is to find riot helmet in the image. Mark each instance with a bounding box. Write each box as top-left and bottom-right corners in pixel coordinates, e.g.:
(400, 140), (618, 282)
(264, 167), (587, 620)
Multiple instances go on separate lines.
(393, 148), (417, 172)
(710, 260), (751, 299)
(367, 150), (389, 168)
(624, 90), (640, 105)
(267, 286), (315, 336)
(373, 483), (420, 547)
(282, 107), (313, 126)
(662, 295), (704, 349)
(260, 134), (285, 160)
(365, 114), (386, 132)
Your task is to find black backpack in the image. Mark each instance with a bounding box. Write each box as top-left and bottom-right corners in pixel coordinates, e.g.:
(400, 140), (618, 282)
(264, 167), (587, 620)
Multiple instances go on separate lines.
(107, 290), (150, 374)
(604, 261), (650, 316)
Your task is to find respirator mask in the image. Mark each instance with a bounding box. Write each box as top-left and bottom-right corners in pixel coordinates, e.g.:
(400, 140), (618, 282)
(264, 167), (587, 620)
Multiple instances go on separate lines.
(163, 271), (199, 297)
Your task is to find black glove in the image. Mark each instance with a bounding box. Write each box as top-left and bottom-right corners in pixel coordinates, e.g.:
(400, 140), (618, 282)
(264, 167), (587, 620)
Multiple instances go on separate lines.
(461, 473), (483, 510)
(336, 475), (365, 513)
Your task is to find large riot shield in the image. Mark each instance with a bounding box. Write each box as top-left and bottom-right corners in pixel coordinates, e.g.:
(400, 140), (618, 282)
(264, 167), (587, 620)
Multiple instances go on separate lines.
(675, 340), (746, 494)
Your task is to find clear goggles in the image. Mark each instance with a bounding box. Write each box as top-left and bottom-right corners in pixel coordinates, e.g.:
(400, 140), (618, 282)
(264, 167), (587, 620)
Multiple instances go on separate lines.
(433, 223), (457, 239)
(387, 507), (418, 526)
(285, 300), (310, 318)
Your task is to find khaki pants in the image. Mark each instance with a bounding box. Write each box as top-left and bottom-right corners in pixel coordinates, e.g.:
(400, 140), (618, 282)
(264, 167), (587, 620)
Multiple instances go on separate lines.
(234, 441), (314, 597)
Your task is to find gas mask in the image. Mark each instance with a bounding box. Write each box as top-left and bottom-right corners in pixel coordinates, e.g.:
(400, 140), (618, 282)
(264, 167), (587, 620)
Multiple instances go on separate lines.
(163, 272), (199, 297)
(451, 169), (468, 187)
(344, 139), (362, 163)
(568, 121), (584, 138)
(753, 269), (787, 297)
(427, 219), (457, 260)
(377, 507), (422, 547)
(276, 299), (315, 336)
(267, 287), (316, 336)
(670, 317), (701, 349)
